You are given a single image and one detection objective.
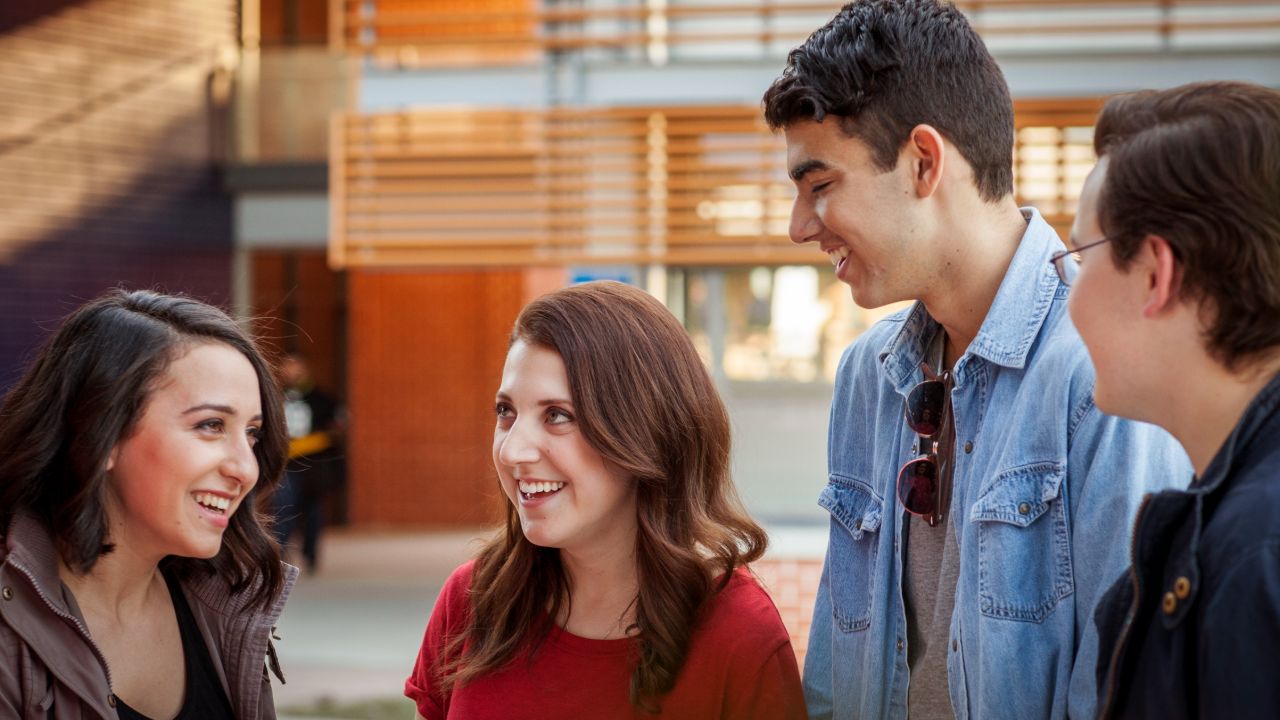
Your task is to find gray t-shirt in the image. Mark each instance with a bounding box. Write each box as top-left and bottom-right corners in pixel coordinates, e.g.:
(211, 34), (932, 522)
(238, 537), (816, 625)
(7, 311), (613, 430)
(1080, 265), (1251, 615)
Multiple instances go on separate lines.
(903, 329), (961, 719)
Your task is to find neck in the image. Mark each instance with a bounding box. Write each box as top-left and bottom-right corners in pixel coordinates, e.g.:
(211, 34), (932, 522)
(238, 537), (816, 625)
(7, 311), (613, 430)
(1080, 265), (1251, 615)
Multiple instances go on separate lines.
(59, 535), (165, 621)
(556, 528), (639, 638)
(559, 536), (637, 599)
(920, 198), (1027, 364)
(1160, 357), (1280, 476)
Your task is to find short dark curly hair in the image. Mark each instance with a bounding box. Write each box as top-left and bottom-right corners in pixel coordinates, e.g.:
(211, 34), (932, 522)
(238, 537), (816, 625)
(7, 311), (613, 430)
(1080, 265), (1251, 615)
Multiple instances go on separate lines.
(762, 0), (1014, 201)
(1094, 81), (1280, 371)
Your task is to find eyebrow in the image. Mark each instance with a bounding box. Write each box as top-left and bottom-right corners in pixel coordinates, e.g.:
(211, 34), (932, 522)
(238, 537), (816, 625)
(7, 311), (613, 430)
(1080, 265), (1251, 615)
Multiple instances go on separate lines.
(495, 392), (573, 407)
(182, 404), (263, 422)
(789, 159), (830, 183)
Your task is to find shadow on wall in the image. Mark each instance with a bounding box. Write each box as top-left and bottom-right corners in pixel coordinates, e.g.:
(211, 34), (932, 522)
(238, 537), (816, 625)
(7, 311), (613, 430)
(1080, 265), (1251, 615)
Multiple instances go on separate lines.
(0, 163), (233, 389)
(0, 0), (238, 390)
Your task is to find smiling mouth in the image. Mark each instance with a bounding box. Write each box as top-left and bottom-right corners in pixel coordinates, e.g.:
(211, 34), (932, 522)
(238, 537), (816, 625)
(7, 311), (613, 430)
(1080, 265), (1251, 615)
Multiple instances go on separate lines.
(518, 481), (565, 500)
(193, 492), (231, 515)
(827, 246), (850, 270)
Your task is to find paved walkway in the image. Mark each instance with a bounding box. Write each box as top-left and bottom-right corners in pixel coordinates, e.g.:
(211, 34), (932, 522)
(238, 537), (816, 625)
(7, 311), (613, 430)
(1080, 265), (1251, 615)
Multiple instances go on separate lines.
(272, 525), (826, 711)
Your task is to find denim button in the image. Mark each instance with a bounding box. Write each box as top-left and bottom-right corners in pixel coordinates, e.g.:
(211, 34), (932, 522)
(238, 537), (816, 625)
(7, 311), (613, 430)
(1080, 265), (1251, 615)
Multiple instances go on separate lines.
(964, 441), (973, 454)
(1, 586), (11, 601)
(952, 639), (958, 652)
(1174, 577), (1191, 599)
(108, 694), (117, 708)
(855, 518), (863, 531)
(897, 638), (904, 652)
(1162, 592), (1177, 615)
(1018, 502), (1031, 515)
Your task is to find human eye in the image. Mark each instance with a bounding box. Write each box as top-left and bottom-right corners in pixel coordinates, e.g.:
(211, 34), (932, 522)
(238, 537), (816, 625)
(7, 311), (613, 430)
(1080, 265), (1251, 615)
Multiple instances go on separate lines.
(246, 425), (262, 447)
(546, 407), (574, 425)
(495, 401), (515, 428)
(195, 418), (226, 435)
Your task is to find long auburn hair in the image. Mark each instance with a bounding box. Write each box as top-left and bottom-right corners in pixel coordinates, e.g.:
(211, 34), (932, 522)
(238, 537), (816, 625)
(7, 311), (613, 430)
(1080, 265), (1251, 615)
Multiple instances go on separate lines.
(0, 289), (288, 610)
(445, 280), (768, 712)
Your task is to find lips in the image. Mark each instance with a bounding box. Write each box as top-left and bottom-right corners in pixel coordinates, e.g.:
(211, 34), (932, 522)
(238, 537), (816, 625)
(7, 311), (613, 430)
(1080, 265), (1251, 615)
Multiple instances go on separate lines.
(192, 491), (236, 529)
(825, 246), (851, 277)
(516, 479), (566, 507)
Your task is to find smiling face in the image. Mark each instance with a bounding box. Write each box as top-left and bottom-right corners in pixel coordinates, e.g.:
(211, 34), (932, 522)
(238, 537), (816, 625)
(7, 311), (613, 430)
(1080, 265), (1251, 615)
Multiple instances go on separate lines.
(492, 340), (637, 556)
(784, 118), (925, 309)
(107, 341), (263, 561)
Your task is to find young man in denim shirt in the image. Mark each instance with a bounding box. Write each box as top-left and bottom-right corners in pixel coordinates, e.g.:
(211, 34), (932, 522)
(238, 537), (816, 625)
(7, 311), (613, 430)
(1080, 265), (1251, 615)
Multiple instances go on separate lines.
(1067, 82), (1280, 720)
(761, 2), (1190, 718)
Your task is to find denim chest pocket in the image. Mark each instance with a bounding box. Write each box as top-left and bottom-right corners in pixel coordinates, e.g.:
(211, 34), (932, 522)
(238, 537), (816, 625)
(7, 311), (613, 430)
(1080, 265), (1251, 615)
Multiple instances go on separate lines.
(819, 478), (883, 632)
(970, 462), (1074, 623)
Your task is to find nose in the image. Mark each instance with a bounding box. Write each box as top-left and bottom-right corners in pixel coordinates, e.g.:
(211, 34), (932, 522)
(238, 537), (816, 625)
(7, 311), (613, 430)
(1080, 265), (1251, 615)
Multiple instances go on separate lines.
(496, 416), (540, 468)
(789, 194), (822, 245)
(221, 433), (259, 490)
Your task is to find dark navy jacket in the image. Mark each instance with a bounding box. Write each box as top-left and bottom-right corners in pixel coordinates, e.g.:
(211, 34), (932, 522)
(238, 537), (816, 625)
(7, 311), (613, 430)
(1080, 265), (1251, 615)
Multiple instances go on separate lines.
(1095, 372), (1280, 719)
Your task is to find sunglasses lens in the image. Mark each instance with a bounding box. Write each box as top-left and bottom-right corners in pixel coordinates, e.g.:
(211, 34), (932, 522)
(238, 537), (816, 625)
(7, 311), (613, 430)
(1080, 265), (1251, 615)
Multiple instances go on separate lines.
(905, 380), (946, 437)
(897, 457), (938, 517)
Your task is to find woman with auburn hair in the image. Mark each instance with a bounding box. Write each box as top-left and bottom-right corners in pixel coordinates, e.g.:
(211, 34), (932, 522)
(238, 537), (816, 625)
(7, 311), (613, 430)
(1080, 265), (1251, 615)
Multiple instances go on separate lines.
(405, 280), (806, 719)
(0, 289), (296, 719)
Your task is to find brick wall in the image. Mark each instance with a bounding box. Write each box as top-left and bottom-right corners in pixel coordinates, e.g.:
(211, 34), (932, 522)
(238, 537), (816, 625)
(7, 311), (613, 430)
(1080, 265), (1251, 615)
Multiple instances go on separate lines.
(346, 268), (544, 528)
(753, 556), (823, 669)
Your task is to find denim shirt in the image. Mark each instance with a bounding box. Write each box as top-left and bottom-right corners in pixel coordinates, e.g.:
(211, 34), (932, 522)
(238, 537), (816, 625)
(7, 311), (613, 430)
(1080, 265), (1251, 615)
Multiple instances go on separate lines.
(803, 209), (1192, 720)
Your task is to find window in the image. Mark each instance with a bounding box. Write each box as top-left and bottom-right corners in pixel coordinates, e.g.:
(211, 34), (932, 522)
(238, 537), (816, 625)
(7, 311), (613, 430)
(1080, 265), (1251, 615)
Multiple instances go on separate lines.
(671, 266), (910, 384)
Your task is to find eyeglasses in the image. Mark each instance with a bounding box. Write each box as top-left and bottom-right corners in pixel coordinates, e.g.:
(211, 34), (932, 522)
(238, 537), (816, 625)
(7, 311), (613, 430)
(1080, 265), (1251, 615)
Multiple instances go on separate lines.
(896, 362), (952, 528)
(1049, 236), (1112, 287)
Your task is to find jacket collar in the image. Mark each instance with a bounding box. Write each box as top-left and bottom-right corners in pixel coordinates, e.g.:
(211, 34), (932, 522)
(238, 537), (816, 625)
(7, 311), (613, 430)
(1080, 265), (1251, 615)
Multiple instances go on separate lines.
(880, 207), (1065, 394)
(2, 510), (297, 718)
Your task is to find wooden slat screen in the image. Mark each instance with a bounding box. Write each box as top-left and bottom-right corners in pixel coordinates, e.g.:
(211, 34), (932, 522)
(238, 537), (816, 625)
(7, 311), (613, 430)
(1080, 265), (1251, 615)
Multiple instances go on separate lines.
(331, 105), (807, 267)
(338, 0), (1280, 67)
(331, 99), (1104, 268)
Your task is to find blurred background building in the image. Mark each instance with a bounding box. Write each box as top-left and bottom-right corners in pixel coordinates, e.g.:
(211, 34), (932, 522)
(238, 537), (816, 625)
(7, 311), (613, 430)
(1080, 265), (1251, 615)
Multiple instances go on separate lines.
(2, 0), (1278, 713)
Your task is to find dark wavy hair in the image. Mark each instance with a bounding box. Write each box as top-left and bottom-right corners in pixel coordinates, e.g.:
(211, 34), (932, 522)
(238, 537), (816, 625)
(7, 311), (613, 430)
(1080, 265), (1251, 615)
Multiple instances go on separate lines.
(0, 289), (288, 610)
(762, 0), (1014, 201)
(444, 281), (768, 712)
(1093, 81), (1280, 371)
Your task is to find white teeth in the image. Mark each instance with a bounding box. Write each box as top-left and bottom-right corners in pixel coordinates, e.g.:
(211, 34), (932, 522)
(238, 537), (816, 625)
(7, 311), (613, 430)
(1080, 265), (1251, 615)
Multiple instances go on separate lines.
(827, 246), (851, 266)
(519, 481), (566, 495)
(194, 492), (232, 513)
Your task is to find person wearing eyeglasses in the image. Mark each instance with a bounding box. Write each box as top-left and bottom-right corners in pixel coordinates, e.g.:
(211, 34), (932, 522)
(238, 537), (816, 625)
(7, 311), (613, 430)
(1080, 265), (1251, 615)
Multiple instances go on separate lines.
(761, 2), (1191, 719)
(1062, 81), (1280, 720)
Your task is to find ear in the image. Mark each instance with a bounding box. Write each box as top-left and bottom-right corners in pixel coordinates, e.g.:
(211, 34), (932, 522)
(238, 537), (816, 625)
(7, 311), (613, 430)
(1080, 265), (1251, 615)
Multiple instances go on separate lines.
(905, 124), (946, 199)
(1142, 234), (1182, 318)
(106, 445), (118, 473)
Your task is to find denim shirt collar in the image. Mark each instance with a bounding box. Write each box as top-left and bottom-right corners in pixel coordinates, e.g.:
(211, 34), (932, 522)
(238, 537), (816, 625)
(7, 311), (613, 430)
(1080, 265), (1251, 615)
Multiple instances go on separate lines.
(879, 208), (1065, 394)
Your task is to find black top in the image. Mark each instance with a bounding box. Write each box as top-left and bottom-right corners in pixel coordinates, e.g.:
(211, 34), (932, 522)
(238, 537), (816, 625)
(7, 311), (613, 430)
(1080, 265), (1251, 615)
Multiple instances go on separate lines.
(115, 570), (236, 720)
(1094, 371), (1280, 720)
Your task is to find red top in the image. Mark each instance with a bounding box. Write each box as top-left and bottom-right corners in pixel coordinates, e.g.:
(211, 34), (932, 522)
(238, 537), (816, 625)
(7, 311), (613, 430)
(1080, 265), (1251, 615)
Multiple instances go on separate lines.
(405, 560), (807, 720)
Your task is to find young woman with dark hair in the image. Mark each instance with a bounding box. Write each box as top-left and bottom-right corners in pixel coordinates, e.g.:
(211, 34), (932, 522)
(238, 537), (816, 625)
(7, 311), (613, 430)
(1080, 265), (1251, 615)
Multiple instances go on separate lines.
(405, 281), (806, 719)
(0, 289), (296, 719)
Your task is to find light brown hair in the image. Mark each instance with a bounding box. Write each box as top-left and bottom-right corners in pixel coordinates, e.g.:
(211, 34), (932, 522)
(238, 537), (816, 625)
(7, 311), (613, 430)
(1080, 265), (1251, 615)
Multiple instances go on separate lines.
(445, 280), (768, 712)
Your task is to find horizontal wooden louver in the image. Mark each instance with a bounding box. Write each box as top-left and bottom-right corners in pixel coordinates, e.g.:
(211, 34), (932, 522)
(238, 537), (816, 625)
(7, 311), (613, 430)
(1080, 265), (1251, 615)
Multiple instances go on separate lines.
(338, 0), (1280, 67)
(331, 105), (809, 268)
(330, 99), (1105, 268)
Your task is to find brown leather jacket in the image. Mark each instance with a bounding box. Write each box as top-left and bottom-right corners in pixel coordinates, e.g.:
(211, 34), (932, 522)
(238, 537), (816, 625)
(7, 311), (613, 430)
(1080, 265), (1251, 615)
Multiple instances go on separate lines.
(0, 512), (297, 718)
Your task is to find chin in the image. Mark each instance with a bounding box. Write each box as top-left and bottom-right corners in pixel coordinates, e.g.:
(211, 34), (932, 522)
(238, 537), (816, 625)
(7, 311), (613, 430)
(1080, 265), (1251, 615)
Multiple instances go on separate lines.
(1091, 380), (1133, 421)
